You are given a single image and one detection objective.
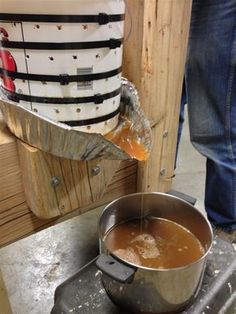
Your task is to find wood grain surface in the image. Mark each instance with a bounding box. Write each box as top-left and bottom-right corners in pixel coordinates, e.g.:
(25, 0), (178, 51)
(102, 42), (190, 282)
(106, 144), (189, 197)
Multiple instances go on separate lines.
(123, 0), (192, 192)
(0, 114), (137, 246)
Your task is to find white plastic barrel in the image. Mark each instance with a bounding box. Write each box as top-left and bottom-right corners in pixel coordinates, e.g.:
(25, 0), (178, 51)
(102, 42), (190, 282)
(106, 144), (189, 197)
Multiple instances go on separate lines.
(0, 0), (125, 134)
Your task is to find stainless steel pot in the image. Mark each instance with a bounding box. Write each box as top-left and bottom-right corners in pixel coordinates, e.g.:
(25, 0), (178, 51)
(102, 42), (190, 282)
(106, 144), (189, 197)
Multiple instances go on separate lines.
(96, 192), (213, 314)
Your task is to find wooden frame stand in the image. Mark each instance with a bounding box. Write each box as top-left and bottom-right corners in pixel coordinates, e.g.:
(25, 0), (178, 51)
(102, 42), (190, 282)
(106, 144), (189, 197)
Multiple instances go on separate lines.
(0, 0), (192, 248)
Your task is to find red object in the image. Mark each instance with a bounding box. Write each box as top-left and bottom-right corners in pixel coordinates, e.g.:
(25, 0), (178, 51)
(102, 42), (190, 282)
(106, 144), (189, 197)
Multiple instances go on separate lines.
(0, 27), (16, 92)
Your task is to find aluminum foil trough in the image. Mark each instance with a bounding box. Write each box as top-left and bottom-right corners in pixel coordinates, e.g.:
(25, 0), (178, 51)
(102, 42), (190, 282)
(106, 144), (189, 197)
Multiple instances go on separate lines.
(0, 79), (152, 161)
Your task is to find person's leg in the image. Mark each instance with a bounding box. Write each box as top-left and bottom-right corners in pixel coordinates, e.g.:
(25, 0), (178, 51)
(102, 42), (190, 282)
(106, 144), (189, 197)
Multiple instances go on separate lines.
(177, 81), (187, 150)
(175, 81), (187, 168)
(186, 0), (236, 229)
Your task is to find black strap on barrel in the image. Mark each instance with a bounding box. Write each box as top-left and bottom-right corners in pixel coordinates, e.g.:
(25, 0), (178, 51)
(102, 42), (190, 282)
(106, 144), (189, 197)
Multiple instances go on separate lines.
(60, 106), (120, 127)
(0, 13), (125, 25)
(0, 38), (123, 50)
(1, 86), (121, 104)
(0, 66), (122, 84)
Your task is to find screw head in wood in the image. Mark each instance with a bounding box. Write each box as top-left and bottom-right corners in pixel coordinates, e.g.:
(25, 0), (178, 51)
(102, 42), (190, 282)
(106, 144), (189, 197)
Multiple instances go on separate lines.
(92, 165), (101, 176)
(163, 130), (168, 138)
(51, 176), (61, 187)
(160, 169), (166, 176)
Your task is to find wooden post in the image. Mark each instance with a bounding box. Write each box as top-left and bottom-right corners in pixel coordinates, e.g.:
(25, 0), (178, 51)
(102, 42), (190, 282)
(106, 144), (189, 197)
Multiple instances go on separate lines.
(17, 140), (138, 219)
(123, 0), (192, 192)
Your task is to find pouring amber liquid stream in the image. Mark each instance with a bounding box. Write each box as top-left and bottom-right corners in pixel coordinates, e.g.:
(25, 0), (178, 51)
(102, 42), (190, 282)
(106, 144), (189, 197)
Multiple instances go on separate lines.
(105, 120), (149, 162)
(105, 119), (149, 231)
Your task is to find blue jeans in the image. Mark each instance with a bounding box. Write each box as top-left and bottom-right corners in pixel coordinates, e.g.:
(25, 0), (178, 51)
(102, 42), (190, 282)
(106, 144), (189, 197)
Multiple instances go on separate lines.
(183, 0), (236, 230)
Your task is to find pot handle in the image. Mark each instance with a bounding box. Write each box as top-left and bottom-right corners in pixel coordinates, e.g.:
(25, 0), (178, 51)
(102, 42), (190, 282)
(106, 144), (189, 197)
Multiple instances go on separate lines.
(168, 190), (197, 206)
(96, 254), (137, 284)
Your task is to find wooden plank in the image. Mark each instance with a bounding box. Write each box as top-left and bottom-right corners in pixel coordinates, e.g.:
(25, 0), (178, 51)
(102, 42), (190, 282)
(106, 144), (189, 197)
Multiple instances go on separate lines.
(0, 160), (137, 247)
(0, 115), (26, 217)
(0, 114), (137, 246)
(0, 268), (12, 314)
(86, 159), (122, 202)
(123, 0), (192, 192)
(158, 1), (193, 191)
(0, 142), (19, 179)
(0, 171), (23, 201)
(0, 114), (22, 182)
(17, 140), (122, 219)
(0, 111), (137, 245)
(0, 192), (25, 212)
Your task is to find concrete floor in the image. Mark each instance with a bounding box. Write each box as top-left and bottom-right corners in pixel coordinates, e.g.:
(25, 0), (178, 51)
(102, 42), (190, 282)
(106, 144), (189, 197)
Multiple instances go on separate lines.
(0, 111), (207, 314)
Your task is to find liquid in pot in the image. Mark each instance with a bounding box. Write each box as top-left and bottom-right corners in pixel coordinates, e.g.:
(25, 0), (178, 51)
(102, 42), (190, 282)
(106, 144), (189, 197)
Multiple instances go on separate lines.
(104, 218), (205, 269)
